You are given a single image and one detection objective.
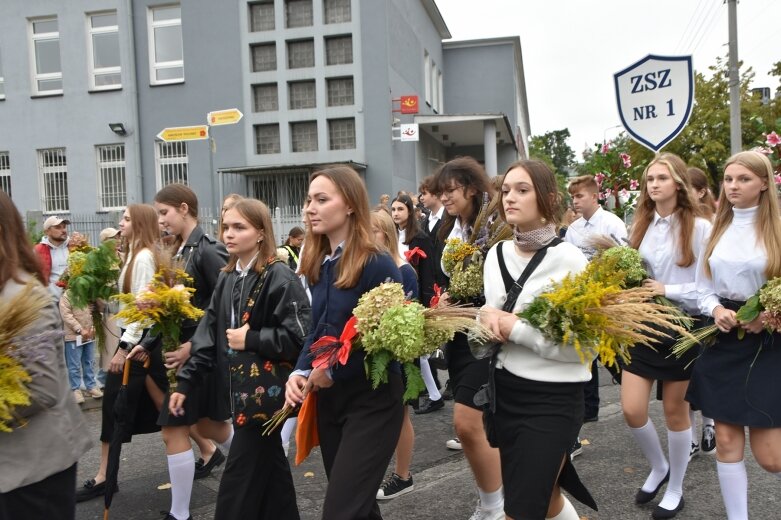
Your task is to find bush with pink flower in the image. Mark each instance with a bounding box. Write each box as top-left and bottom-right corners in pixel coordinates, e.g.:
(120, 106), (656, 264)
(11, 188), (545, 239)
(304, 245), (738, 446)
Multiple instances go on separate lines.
(578, 134), (643, 220)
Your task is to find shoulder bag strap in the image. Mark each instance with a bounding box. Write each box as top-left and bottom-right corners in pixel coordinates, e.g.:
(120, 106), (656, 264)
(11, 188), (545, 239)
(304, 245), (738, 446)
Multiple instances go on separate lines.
(499, 237), (562, 313)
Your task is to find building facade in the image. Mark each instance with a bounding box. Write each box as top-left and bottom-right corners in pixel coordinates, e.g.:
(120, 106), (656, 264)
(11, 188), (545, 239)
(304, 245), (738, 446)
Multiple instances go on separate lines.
(0, 0), (530, 234)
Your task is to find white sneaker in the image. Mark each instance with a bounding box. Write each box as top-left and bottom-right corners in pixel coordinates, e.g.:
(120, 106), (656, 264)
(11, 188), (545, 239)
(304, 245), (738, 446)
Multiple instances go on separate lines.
(73, 389), (85, 404)
(87, 388), (103, 399)
(467, 500), (504, 520)
(445, 437), (462, 450)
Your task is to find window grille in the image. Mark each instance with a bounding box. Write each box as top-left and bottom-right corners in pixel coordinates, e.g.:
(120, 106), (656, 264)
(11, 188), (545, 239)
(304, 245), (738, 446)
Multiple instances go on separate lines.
(96, 144), (127, 210)
(288, 80), (316, 109)
(328, 118), (355, 150)
(324, 0), (351, 24)
(0, 152), (11, 197)
(285, 0), (313, 28)
(254, 124), (281, 154)
(249, 169), (309, 213)
(156, 141), (189, 187)
(327, 77), (353, 106)
(287, 39), (314, 69)
(38, 148), (69, 212)
(251, 43), (277, 72)
(291, 121), (318, 152)
(253, 83), (278, 112)
(325, 35), (352, 65)
(249, 1), (275, 31)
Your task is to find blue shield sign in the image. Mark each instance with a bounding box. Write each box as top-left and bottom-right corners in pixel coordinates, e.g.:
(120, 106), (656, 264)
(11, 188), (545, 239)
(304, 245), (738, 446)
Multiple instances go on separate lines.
(614, 55), (694, 152)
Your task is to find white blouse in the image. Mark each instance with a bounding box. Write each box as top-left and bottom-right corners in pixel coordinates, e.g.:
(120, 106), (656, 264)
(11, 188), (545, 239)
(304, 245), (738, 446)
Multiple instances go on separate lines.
(697, 206), (767, 316)
(116, 248), (156, 345)
(638, 212), (712, 315)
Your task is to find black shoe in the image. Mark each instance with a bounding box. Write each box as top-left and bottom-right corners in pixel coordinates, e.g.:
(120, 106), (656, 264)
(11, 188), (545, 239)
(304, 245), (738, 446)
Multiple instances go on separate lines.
(414, 397), (444, 415)
(194, 448), (225, 480)
(160, 512), (193, 520)
(584, 415), (599, 423)
(569, 438), (583, 460)
(441, 380), (453, 401)
(75, 479), (118, 503)
(635, 471), (670, 504)
(652, 496), (685, 519)
(701, 424), (716, 455)
(376, 473), (414, 500)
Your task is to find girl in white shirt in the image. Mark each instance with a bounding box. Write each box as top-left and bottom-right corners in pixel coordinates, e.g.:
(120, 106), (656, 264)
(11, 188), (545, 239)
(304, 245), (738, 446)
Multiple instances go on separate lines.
(687, 151), (781, 520)
(479, 160), (595, 520)
(622, 153), (712, 519)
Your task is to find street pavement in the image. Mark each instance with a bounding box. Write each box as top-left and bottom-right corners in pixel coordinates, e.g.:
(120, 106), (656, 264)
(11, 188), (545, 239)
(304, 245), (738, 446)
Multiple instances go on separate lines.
(74, 368), (779, 519)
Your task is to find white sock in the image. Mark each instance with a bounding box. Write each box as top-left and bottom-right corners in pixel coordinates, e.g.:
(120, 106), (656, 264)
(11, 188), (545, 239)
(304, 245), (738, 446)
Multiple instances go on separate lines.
(630, 418), (669, 492)
(703, 416), (715, 427)
(280, 417), (298, 445)
(217, 424), (234, 454)
(478, 486), (503, 511)
(546, 495), (579, 520)
(717, 460), (748, 520)
(658, 428), (690, 510)
(689, 410), (698, 443)
(419, 356), (442, 401)
(167, 450), (194, 520)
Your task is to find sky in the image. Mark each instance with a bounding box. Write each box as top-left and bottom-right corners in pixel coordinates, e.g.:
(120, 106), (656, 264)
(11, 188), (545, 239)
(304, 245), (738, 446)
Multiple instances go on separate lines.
(436, 0), (781, 157)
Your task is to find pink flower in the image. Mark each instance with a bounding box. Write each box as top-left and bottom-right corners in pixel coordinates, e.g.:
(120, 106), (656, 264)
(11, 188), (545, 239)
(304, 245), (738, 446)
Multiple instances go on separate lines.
(620, 153), (632, 168)
(629, 179), (639, 190)
(753, 146), (773, 155)
(594, 173), (606, 186)
(775, 174), (781, 185)
(603, 188), (613, 200)
(601, 142), (610, 154)
(598, 191), (606, 201)
(620, 189), (629, 198)
(767, 132), (781, 147)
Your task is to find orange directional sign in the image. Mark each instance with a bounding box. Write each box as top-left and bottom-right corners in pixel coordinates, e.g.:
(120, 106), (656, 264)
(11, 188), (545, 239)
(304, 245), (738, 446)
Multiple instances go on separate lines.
(208, 108), (243, 126)
(157, 125), (209, 142)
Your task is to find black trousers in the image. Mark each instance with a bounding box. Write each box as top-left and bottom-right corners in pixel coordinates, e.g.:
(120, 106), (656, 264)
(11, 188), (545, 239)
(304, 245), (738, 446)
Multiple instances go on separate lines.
(583, 359), (599, 419)
(214, 426), (299, 520)
(0, 464), (77, 520)
(318, 373), (404, 520)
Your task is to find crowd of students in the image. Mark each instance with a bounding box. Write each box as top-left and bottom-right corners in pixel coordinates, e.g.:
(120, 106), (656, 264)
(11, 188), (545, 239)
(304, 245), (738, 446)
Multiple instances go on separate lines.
(0, 148), (779, 520)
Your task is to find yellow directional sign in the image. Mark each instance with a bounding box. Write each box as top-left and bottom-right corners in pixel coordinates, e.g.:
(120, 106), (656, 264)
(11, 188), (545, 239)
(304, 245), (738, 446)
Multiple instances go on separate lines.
(208, 108), (243, 126)
(156, 125), (209, 142)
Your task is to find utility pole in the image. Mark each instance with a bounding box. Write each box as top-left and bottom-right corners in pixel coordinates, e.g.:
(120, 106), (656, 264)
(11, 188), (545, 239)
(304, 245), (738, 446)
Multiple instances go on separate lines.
(728, 0), (741, 154)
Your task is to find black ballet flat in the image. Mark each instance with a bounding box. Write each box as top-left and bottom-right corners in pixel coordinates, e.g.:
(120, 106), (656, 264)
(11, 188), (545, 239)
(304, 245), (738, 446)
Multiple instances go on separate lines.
(652, 496), (685, 519)
(635, 470), (670, 504)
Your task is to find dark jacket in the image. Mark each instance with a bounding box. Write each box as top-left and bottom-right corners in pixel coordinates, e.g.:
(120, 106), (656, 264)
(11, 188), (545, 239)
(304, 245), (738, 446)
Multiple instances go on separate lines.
(176, 261), (312, 396)
(294, 253), (401, 381)
(407, 231), (436, 307)
(422, 213), (448, 288)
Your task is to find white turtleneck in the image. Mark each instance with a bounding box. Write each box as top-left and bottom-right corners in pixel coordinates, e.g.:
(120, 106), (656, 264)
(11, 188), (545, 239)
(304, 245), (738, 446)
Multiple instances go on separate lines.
(697, 206), (767, 316)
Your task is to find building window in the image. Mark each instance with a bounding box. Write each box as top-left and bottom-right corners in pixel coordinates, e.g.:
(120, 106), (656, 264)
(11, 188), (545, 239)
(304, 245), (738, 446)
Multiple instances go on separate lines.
(0, 152), (10, 197)
(249, 1), (275, 32)
(251, 43), (277, 72)
(156, 141), (188, 187)
(254, 124), (280, 154)
(327, 77), (353, 106)
(252, 83), (278, 112)
(328, 118), (355, 150)
(249, 170), (309, 213)
(148, 5), (183, 84)
(285, 0), (313, 28)
(291, 121), (318, 152)
(287, 39), (314, 69)
(87, 11), (121, 90)
(324, 0), (351, 24)
(288, 80), (315, 109)
(424, 51), (431, 105)
(430, 60), (438, 111)
(38, 148), (69, 213)
(325, 35), (352, 66)
(437, 68), (443, 113)
(29, 17), (62, 95)
(96, 144), (127, 210)
(0, 50), (5, 100)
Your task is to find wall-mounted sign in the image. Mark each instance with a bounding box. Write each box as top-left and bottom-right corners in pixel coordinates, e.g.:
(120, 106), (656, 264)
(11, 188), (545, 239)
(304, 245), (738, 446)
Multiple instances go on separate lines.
(400, 124), (419, 142)
(400, 95), (419, 114)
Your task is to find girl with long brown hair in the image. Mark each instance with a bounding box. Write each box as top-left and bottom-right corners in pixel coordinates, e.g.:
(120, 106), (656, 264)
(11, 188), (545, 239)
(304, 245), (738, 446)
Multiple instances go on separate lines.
(623, 153), (711, 518)
(687, 167), (717, 221)
(285, 165), (404, 519)
(687, 151), (781, 519)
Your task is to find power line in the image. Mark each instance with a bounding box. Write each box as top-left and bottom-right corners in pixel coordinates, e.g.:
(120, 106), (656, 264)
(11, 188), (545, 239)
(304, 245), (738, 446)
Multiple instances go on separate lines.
(691, 1), (724, 56)
(675, 0), (708, 54)
(684, 0), (721, 55)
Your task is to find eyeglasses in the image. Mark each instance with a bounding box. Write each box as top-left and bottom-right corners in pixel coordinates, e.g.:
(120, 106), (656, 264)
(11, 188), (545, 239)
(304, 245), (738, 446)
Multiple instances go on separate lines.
(441, 185), (464, 198)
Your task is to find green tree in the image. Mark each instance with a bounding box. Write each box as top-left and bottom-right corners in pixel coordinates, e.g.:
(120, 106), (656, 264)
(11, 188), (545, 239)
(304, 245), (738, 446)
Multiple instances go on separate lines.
(529, 129), (575, 177)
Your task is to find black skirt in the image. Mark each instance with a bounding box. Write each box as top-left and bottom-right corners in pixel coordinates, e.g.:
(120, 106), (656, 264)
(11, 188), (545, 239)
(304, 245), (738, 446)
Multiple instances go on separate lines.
(687, 325), (781, 428)
(623, 316), (704, 381)
(446, 333), (489, 410)
(157, 368), (231, 427)
(493, 368), (597, 518)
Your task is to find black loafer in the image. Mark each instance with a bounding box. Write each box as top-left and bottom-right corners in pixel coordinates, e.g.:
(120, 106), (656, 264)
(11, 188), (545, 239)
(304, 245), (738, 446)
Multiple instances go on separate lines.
(635, 471), (670, 504)
(75, 478), (118, 503)
(194, 447), (225, 479)
(652, 496), (685, 519)
(414, 397), (444, 415)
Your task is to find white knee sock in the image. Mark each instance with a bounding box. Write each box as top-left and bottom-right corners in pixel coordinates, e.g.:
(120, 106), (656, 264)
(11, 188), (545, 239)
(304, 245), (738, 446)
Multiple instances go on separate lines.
(658, 428), (690, 510)
(546, 495), (579, 520)
(703, 415), (715, 427)
(419, 356), (442, 401)
(717, 460), (748, 520)
(280, 417), (298, 445)
(689, 410), (698, 443)
(168, 450), (194, 520)
(630, 418), (669, 492)
(217, 424), (234, 454)
(478, 486), (503, 511)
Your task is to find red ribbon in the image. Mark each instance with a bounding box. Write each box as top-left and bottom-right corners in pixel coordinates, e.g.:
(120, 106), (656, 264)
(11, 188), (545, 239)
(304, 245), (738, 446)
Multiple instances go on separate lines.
(430, 283), (442, 308)
(311, 315), (358, 369)
(404, 247), (428, 265)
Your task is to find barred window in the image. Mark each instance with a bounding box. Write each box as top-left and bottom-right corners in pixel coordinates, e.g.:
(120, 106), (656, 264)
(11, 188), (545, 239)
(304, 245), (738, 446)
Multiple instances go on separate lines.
(249, 1), (275, 32)
(287, 39), (314, 69)
(328, 118), (355, 150)
(96, 144), (127, 210)
(37, 148), (69, 212)
(249, 169), (309, 213)
(285, 0), (312, 28)
(251, 43), (277, 72)
(254, 124), (280, 154)
(291, 121), (318, 152)
(0, 152), (10, 197)
(324, 0), (351, 24)
(325, 35), (352, 65)
(288, 80), (316, 109)
(156, 141), (188, 187)
(253, 83), (278, 112)
(327, 77), (353, 106)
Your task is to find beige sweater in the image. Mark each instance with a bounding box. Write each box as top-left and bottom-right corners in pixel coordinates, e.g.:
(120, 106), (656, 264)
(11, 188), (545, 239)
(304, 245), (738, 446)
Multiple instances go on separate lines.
(58, 291), (94, 341)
